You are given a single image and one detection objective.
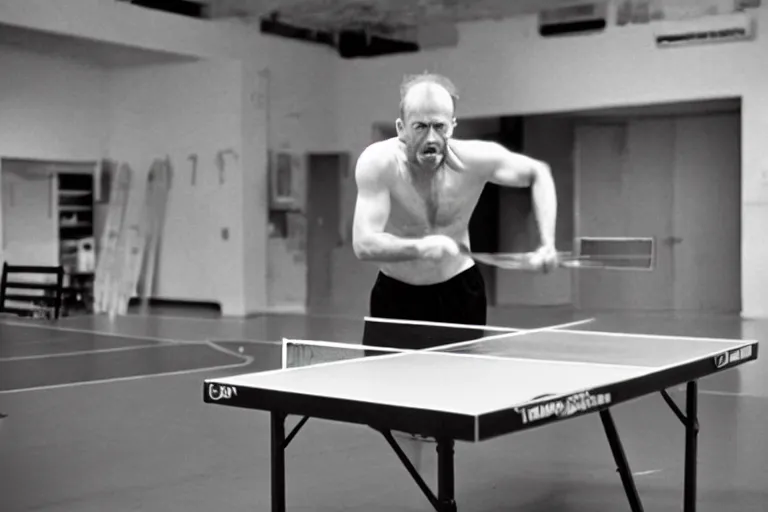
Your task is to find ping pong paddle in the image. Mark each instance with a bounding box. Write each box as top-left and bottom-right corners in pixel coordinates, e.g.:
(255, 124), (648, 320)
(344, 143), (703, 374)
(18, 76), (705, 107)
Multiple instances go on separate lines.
(458, 243), (649, 270)
(458, 243), (573, 270)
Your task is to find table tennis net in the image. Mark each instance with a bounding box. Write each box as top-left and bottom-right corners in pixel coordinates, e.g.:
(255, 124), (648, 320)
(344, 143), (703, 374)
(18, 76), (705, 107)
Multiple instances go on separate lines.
(282, 332), (524, 369)
(282, 339), (405, 369)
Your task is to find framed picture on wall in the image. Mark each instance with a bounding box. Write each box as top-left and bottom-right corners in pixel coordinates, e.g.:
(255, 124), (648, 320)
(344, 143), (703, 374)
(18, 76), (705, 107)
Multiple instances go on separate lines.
(269, 151), (296, 210)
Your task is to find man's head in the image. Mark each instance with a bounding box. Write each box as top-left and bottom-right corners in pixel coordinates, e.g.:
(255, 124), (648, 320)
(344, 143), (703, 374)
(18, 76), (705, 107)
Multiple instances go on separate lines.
(396, 72), (459, 170)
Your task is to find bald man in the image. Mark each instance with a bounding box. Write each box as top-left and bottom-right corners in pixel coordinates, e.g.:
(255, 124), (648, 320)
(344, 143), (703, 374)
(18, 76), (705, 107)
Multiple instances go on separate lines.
(353, 73), (559, 352)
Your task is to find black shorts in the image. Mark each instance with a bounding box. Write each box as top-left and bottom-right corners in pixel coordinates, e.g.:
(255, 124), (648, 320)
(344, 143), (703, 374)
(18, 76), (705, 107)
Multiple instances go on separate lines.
(362, 264), (487, 353)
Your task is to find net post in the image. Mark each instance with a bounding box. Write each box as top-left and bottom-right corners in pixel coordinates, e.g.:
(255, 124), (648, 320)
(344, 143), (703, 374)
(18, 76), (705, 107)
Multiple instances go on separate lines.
(281, 338), (289, 369)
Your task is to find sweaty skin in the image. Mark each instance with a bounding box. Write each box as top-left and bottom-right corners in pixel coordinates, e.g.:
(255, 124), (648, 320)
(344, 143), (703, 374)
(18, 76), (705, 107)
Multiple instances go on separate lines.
(352, 81), (557, 285)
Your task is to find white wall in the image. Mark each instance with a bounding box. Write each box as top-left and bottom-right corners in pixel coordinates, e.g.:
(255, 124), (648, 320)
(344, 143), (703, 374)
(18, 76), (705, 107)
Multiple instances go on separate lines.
(0, 0), (339, 315)
(106, 59), (252, 314)
(334, 8), (768, 318)
(0, 45), (107, 161)
(101, 35), (338, 315)
(0, 45), (107, 265)
(261, 38), (340, 312)
(0, 0), (256, 61)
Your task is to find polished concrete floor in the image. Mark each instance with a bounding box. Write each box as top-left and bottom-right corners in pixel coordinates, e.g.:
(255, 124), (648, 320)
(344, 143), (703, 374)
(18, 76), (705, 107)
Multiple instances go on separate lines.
(0, 306), (765, 512)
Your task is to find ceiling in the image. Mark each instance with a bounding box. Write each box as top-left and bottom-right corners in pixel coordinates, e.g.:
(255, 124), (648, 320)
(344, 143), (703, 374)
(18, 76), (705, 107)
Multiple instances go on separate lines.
(558, 97), (741, 119)
(201, 0), (761, 39)
(2, 1), (754, 63)
(203, 0), (613, 35)
(0, 23), (196, 68)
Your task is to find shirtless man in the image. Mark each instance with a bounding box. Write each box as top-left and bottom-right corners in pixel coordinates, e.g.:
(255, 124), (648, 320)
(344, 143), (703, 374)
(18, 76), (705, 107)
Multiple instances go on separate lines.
(353, 72), (559, 351)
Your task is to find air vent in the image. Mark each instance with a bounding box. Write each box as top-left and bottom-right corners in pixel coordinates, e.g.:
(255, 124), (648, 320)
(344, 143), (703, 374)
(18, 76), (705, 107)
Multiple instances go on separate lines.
(117, 0), (205, 19)
(654, 12), (756, 48)
(538, 2), (609, 37)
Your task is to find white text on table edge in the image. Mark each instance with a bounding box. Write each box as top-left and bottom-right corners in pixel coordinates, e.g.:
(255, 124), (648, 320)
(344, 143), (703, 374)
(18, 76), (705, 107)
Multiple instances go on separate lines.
(714, 345), (753, 369)
(208, 383), (238, 401)
(516, 391), (612, 425)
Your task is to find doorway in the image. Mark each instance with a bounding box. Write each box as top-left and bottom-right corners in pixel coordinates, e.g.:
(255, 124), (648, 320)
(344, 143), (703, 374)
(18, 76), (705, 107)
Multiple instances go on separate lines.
(306, 153), (345, 308)
(573, 107), (741, 313)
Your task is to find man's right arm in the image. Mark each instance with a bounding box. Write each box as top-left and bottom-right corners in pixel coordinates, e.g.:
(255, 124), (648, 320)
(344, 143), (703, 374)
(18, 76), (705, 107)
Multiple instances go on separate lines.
(352, 146), (423, 262)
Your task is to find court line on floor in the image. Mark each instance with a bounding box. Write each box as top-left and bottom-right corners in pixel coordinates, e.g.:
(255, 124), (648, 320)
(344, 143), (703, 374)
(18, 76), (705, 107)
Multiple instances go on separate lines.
(54, 313), (248, 325)
(132, 312), (340, 323)
(0, 315), (527, 349)
(3, 337), (87, 348)
(0, 320), (283, 349)
(0, 361), (252, 394)
(0, 317), (355, 348)
(53, 310), (373, 326)
(0, 339), (254, 395)
(0, 341), (200, 362)
(0, 319), (190, 344)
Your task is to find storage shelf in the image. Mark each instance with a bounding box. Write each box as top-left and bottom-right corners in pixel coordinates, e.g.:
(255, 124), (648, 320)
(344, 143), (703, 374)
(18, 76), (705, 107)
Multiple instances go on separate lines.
(56, 172), (96, 315)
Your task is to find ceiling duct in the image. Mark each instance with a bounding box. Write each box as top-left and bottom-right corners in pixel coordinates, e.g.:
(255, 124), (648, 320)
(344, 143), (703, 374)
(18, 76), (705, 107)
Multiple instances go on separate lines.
(538, 2), (609, 37)
(654, 11), (756, 48)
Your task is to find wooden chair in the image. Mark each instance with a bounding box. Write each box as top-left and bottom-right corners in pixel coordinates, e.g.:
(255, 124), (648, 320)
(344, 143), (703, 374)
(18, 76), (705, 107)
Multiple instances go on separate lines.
(0, 262), (65, 319)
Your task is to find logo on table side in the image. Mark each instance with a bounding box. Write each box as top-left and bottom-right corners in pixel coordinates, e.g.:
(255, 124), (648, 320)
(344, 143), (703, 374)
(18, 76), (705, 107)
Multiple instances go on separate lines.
(208, 383), (238, 401)
(714, 345), (753, 369)
(517, 391), (612, 425)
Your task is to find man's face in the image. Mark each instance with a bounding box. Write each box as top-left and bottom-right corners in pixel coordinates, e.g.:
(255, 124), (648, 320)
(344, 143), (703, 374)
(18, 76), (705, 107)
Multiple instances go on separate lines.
(397, 96), (455, 171)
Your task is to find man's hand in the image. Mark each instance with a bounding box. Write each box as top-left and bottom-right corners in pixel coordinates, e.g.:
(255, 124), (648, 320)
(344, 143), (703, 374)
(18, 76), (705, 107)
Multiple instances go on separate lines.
(416, 235), (461, 260)
(528, 245), (560, 273)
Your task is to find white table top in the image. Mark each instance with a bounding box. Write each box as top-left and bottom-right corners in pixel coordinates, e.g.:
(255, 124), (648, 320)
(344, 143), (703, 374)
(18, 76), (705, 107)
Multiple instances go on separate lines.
(209, 328), (756, 416)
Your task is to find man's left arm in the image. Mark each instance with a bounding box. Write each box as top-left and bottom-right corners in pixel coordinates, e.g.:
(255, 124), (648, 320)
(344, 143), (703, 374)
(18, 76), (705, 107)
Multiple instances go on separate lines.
(480, 142), (558, 249)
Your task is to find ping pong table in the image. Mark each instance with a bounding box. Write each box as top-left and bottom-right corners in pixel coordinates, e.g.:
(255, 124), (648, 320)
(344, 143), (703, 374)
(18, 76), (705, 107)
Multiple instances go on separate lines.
(203, 319), (759, 512)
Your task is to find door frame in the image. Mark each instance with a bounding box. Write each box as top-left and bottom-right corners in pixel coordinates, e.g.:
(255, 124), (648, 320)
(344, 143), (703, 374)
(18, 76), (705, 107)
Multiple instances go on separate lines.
(572, 119), (674, 311)
(305, 151), (349, 308)
(571, 112), (742, 313)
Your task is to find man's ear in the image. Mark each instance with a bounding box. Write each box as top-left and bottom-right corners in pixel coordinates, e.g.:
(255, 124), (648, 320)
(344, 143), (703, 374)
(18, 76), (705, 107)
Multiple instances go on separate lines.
(395, 118), (405, 140)
(445, 117), (457, 139)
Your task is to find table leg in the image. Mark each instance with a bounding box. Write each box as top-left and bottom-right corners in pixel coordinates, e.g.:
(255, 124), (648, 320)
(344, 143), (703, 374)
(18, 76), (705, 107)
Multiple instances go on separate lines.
(600, 409), (644, 512)
(684, 381), (699, 512)
(271, 411), (286, 512)
(436, 438), (457, 512)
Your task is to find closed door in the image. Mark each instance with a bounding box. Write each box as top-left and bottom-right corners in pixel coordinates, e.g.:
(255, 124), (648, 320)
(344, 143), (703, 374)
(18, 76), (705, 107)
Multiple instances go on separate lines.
(672, 113), (741, 312)
(574, 112), (741, 313)
(574, 120), (675, 310)
(306, 153), (344, 307)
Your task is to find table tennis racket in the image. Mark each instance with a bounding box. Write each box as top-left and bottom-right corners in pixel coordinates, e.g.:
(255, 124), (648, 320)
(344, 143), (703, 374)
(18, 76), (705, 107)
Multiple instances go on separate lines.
(458, 244), (573, 270)
(458, 243), (649, 270)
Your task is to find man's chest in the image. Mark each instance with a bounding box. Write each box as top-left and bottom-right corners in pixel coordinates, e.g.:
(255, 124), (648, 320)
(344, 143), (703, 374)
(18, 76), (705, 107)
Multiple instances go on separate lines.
(390, 169), (479, 228)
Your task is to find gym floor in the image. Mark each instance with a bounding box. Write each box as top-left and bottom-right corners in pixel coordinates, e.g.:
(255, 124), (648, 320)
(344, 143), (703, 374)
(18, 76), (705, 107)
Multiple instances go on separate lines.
(0, 306), (765, 512)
